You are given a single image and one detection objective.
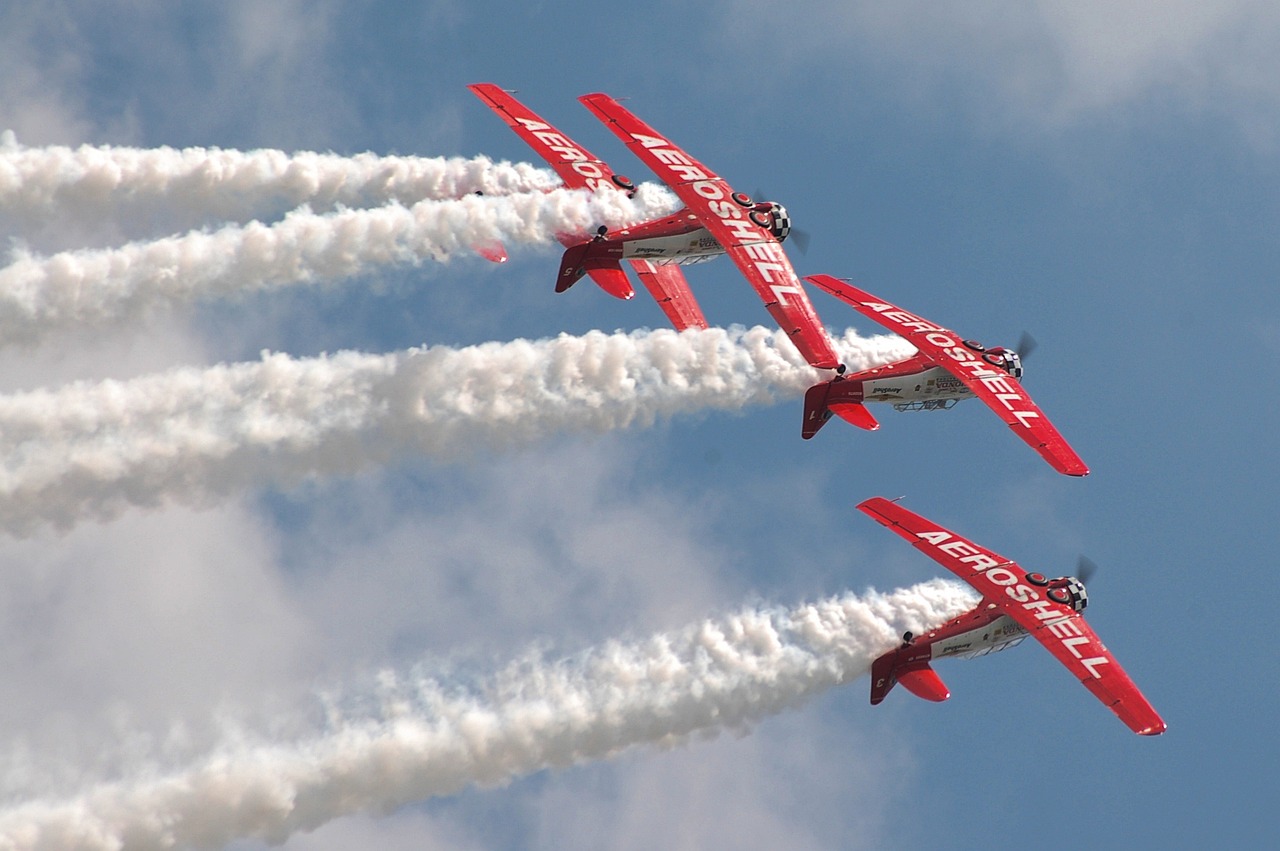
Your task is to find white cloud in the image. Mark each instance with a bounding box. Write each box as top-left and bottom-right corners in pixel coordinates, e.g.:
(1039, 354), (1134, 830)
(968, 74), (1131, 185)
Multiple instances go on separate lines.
(524, 713), (912, 851)
(0, 9), (96, 145)
(281, 443), (736, 666)
(0, 504), (317, 799)
(723, 1), (1280, 139)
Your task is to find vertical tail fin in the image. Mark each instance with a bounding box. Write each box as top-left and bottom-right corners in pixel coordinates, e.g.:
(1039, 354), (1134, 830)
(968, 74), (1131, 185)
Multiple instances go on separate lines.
(556, 244), (633, 299)
(802, 378), (877, 439)
(870, 651), (900, 705)
(870, 646), (951, 706)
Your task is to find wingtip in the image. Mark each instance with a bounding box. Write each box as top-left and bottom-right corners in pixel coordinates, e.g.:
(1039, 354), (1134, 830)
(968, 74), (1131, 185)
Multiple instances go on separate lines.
(1137, 718), (1168, 736)
(855, 496), (892, 515)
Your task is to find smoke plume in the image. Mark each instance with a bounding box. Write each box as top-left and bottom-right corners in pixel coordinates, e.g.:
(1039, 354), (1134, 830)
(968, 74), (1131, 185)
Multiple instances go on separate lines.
(0, 184), (677, 345)
(0, 580), (976, 850)
(0, 326), (914, 534)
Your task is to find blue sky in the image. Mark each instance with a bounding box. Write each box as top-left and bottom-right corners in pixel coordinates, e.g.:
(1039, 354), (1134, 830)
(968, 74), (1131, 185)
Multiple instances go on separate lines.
(1, 3), (1276, 849)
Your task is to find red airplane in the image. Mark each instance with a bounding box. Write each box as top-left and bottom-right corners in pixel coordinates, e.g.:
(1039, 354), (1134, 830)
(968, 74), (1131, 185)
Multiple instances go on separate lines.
(802, 274), (1088, 476)
(469, 84), (843, 372)
(858, 496), (1166, 736)
(468, 83), (704, 330)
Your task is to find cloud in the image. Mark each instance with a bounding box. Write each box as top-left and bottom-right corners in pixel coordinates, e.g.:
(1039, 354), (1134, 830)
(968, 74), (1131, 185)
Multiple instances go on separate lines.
(722, 1), (1280, 138)
(523, 712), (912, 851)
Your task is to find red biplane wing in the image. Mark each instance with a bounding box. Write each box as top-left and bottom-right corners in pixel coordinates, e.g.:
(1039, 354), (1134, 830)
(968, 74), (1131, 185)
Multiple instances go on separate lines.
(631, 260), (709, 331)
(857, 497), (1166, 736)
(469, 85), (707, 330)
(468, 83), (621, 192)
(807, 275), (1087, 476)
(579, 93), (841, 370)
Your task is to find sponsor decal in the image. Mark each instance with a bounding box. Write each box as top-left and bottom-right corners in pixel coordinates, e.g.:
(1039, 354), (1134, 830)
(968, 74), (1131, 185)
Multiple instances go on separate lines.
(515, 117), (611, 191)
(626, 131), (806, 307)
(913, 528), (1109, 678)
(858, 302), (1041, 428)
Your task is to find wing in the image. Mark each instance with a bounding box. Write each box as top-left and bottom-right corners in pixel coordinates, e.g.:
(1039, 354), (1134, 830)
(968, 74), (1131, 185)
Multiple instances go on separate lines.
(631, 260), (708, 331)
(808, 275), (1088, 476)
(579, 93), (841, 370)
(857, 497), (1166, 735)
(468, 84), (628, 193)
(470, 85), (710, 329)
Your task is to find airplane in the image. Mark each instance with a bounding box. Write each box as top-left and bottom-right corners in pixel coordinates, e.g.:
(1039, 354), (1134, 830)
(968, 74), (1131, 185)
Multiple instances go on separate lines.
(857, 496), (1166, 736)
(469, 84), (844, 372)
(801, 274), (1088, 476)
(468, 83), (705, 331)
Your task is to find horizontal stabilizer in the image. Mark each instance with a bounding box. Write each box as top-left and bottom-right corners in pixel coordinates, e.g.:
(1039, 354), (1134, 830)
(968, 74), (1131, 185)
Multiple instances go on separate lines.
(871, 648), (951, 706)
(556, 245), (633, 299)
(585, 262), (635, 301)
(898, 664), (951, 703)
(802, 378), (870, 439)
(830, 402), (879, 432)
(473, 239), (508, 264)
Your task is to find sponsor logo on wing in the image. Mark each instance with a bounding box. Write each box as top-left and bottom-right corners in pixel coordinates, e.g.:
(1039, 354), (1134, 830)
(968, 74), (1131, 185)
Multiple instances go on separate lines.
(515, 117), (610, 191)
(859, 302), (1040, 429)
(912, 529), (1110, 679)
(628, 132), (805, 307)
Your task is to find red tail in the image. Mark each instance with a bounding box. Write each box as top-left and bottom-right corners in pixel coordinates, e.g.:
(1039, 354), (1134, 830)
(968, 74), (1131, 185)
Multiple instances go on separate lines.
(556, 243), (633, 300)
(802, 378), (878, 439)
(870, 647), (951, 705)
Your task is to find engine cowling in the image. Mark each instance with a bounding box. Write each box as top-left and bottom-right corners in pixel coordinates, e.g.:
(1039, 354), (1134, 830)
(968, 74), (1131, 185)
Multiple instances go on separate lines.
(981, 346), (1023, 379)
(750, 202), (792, 242)
(1048, 577), (1089, 612)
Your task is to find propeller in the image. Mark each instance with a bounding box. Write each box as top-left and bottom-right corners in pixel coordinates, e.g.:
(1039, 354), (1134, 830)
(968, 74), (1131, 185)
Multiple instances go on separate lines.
(1076, 555), (1098, 585)
(788, 228), (811, 254)
(751, 189), (811, 254)
(1016, 331), (1038, 361)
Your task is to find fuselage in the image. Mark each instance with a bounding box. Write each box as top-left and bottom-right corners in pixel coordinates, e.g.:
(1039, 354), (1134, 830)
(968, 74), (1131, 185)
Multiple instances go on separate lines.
(618, 225), (722, 265)
(585, 199), (792, 266)
(859, 362), (974, 405)
(846, 349), (1021, 407)
(896, 602), (1029, 670)
(568, 210), (722, 266)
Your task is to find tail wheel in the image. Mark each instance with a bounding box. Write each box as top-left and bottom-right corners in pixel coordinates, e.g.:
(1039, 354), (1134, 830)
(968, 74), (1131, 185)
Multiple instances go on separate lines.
(1047, 587), (1071, 605)
(1025, 572), (1050, 586)
(749, 209), (772, 228)
(731, 192), (753, 207)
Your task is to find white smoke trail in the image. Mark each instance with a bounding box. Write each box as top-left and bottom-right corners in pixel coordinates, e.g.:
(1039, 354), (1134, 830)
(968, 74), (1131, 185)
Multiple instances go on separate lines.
(0, 184), (676, 345)
(0, 326), (915, 535)
(0, 130), (560, 231)
(0, 579), (978, 851)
